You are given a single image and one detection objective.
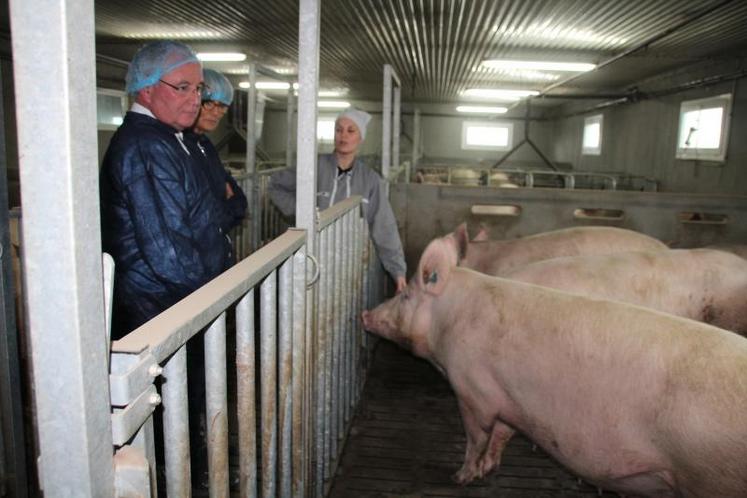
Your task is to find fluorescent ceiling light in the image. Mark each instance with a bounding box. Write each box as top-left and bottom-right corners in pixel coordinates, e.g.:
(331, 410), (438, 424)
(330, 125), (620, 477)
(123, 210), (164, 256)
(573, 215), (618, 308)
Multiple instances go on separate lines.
(456, 105), (508, 114)
(481, 60), (596, 72)
(318, 101), (350, 109)
(463, 88), (540, 101)
(238, 82), (250, 89)
(256, 81), (291, 90)
(197, 52), (247, 62)
(318, 89), (348, 98)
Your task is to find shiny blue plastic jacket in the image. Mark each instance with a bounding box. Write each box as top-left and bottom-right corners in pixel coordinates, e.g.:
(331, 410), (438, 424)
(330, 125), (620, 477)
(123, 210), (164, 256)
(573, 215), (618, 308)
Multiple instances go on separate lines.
(187, 132), (247, 232)
(101, 111), (232, 337)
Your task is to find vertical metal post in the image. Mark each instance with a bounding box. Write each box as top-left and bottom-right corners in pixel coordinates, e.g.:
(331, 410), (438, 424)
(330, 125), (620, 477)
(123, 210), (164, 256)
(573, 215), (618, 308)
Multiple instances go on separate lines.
(322, 225), (334, 483)
(245, 63), (258, 252)
(286, 88), (296, 169)
(411, 109), (421, 182)
(333, 218), (344, 453)
(353, 215), (364, 400)
(314, 228), (329, 498)
(205, 313), (229, 495)
(382, 64), (393, 181)
(278, 258), (294, 498)
(9, 0), (114, 495)
(297, 4), (320, 494)
(291, 245), (307, 497)
(162, 347), (191, 497)
(260, 271), (278, 497)
(392, 86), (401, 177)
(296, 0), (320, 253)
(236, 290), (257, 498)
(343, 212), (353, 423)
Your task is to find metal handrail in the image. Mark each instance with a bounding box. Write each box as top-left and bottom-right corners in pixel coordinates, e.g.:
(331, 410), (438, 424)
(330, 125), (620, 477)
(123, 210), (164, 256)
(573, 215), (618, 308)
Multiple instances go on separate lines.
(412, 163), (655, 191)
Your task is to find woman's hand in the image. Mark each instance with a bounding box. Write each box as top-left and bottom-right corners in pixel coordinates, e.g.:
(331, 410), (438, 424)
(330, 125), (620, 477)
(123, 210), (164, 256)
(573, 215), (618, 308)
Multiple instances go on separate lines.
(395, 276), (407, 294)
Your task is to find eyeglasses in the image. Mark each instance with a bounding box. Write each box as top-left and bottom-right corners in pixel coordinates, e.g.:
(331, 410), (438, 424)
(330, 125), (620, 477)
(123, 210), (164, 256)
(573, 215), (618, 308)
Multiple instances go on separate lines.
(159, 79), (206, 96)
(202, 100), (229, 111)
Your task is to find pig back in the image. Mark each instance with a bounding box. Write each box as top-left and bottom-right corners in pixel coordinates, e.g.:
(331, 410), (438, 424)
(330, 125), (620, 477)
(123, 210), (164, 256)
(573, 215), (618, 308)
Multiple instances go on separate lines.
(464, 226), (667, 276)
(502, 248), (747, 333)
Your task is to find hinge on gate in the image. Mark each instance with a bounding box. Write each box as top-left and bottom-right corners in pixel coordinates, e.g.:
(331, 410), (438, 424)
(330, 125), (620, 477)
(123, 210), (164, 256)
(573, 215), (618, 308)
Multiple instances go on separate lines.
(109, 350), (162, 446)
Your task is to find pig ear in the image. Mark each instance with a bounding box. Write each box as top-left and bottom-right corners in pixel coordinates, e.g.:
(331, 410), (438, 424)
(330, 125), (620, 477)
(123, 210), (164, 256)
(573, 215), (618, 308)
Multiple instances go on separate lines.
(473, 225), (489, 242)
(454, 222), (470, 260)
(417, 238), (457, 295)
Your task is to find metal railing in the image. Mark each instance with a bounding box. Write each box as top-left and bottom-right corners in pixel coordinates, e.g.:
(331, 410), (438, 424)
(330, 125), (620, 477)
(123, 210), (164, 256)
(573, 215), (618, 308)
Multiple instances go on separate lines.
(108, 195), (386, 497)
(410, 163), (659, 191)
(231, 166), (290, 259)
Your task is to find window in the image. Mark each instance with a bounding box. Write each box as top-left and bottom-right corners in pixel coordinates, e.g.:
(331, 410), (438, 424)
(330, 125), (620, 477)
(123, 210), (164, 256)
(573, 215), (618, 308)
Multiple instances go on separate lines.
(96, 89), (126, 130)
(676, 94), (731, 162)
(317, 117), (336, 144)
(461, 121), (513, 151)
(582, 114), (603, 155)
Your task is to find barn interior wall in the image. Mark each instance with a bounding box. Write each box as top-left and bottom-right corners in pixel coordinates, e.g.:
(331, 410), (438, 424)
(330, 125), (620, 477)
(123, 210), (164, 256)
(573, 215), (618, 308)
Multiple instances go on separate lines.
(259, 101), (555, 170)
(549, 61), (747, 195)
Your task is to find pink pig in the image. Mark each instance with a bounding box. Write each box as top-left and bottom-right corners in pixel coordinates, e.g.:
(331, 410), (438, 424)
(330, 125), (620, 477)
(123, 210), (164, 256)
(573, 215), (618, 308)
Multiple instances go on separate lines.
(454, 224), (668, 275)
(503, 248), (747, 335)
(362, 235), (747, 497)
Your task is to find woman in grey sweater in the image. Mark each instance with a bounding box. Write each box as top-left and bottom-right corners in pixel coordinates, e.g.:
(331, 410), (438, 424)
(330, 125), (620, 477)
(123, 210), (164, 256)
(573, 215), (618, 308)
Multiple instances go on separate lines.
(268, 108), (407, 292)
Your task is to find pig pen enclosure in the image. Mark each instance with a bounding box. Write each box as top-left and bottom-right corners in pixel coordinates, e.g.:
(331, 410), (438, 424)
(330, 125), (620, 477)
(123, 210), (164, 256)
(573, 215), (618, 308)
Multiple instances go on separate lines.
(325, 182), (747, 497)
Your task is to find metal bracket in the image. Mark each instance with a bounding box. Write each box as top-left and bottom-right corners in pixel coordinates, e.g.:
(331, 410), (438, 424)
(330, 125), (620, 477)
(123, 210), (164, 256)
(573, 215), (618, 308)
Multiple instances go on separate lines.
(110, 351), (162, 407)
(111, 385), (160, 447)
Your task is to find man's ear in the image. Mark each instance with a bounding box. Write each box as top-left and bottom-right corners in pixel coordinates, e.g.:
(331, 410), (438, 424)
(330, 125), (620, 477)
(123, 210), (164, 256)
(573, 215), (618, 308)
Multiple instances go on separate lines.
(136, 87), (153, 108)
(416, 238), (456, 296)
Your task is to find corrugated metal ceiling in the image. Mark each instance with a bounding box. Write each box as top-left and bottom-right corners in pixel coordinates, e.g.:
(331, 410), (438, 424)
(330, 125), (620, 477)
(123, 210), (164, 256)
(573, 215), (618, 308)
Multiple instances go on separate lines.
(89, 0), (747, 104)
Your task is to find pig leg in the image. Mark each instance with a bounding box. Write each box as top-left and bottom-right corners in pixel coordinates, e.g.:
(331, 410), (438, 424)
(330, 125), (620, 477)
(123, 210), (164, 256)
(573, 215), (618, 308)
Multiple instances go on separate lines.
(454, 400), (514, 484)
(477, 420), (515, 477)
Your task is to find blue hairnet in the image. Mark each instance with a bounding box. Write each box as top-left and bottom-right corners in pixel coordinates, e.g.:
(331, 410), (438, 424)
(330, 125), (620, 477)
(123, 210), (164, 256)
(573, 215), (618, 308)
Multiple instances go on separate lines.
(125, 41), (201, 95)
(202, 69), (234, 106)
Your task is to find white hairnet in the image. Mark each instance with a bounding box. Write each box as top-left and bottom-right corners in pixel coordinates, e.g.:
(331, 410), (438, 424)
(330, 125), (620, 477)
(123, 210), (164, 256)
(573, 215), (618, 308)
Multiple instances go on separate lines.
(336, 108), (372, 140)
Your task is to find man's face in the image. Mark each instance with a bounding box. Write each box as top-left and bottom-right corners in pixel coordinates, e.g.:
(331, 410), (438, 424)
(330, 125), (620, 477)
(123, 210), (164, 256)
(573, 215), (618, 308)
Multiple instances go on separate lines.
(140, 62), (203, 130)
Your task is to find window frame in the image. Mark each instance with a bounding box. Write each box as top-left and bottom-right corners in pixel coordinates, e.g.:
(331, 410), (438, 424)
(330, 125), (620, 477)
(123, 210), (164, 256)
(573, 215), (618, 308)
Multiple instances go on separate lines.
(96, 88), (127, 131)
(460, 120), (513, 151)
(317, 116), (337, 144)
(675, 93), (732, 162)
(582, 114), (603, 156)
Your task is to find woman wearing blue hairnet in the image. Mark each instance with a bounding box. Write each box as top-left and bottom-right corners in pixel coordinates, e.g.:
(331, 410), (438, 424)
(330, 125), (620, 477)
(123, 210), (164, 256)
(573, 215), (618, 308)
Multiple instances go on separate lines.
(188, 69), (247, 236)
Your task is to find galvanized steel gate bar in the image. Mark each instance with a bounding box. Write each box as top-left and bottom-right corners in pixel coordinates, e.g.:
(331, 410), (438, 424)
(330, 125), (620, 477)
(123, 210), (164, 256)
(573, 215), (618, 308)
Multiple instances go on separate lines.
(9, 0), (115, 495)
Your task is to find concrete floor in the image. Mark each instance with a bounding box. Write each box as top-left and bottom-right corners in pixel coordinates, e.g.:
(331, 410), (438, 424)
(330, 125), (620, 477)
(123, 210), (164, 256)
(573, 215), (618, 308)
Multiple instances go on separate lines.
(328, 340), (617, 498)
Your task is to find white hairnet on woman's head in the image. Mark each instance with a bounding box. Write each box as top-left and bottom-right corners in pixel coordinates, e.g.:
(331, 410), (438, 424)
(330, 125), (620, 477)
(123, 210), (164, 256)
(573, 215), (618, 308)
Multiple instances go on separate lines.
(202, 69), (234, 106)
(125, 41), (201, 95)
(336, 108), (372, 140)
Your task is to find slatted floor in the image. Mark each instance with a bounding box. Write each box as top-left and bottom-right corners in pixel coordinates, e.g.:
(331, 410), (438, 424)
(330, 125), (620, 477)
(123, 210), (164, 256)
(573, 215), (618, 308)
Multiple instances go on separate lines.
(328, 340), (617, 498)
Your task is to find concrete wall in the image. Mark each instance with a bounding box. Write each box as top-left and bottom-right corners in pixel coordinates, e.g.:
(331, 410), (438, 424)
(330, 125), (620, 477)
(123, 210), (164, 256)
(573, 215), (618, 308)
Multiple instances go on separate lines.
(390, 183), (747, 278)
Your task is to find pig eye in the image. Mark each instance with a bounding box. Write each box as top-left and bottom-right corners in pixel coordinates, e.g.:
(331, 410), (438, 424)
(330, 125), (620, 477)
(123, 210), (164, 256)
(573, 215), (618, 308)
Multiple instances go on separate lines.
(428, 271), (438, 284)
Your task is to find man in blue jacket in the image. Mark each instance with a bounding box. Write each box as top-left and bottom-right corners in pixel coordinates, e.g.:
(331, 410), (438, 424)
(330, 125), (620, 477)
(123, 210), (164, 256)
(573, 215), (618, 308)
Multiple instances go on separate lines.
(100, 40), (233, 338)
(100, 40), (235, 490)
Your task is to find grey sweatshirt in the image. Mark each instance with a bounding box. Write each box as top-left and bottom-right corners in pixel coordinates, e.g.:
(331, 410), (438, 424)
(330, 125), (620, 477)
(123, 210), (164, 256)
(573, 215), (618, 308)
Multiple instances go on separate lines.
(268, 153), (406, 280)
